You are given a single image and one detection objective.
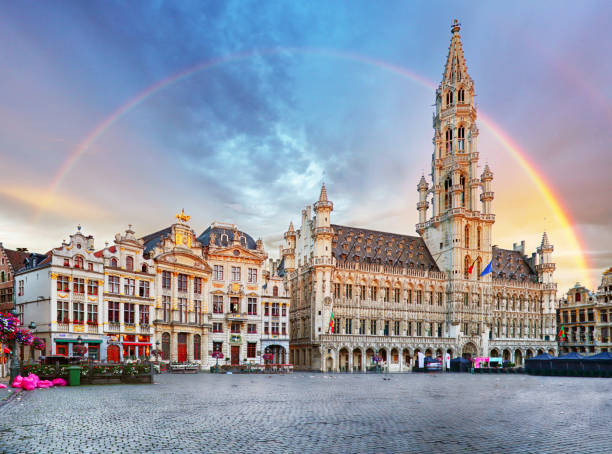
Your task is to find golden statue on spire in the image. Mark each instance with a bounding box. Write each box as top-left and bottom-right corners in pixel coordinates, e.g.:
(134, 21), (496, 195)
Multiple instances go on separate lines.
(176, 208), (190, 223)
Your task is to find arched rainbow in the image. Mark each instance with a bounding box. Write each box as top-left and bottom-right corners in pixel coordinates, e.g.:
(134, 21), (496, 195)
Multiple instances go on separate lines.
(40, 47), (593, 287)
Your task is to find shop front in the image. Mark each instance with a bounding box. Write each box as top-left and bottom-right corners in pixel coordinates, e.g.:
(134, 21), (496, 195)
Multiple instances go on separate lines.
(122, 335), (151, 360)
(53, 336), (103, 359)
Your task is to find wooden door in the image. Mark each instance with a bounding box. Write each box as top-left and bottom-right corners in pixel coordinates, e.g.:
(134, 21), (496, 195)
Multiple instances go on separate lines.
(107, 345), (119, 363)
(231, 346), (240, 365)
(178, 344), (187, 363)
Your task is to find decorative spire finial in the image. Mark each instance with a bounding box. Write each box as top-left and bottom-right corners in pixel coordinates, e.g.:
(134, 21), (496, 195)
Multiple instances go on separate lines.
(451, 19), (461, 34)
(319, 182), (328, 202)
(176, 209), (190, 223)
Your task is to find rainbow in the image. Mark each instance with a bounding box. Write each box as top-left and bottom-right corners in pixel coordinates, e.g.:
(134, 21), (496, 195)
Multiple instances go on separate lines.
(40, 47), (593, 287)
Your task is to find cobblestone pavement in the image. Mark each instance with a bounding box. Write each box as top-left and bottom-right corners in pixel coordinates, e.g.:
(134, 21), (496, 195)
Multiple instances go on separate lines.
(0, 372), (610, 453)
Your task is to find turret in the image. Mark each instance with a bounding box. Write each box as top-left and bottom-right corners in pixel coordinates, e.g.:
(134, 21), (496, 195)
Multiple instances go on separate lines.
(536, 232), (555, 284)
(417, 175), (429, 225)
(313, 183), (333, 260)
(480, 165), (494, 214)
(282, 221), (296, 272)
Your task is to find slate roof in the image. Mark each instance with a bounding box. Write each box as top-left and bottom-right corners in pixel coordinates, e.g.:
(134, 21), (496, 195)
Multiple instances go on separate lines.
(198, 226), (257, 250)
(141, 227), (172, 254)
(17, 252), (51, 273)
(491, 246), (537, 282)
(330, 224), (440, 271)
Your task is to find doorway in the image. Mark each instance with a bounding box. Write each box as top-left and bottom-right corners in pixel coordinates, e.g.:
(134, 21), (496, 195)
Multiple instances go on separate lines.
(231, 345), (240, 365)
(177, 333), (187, 362)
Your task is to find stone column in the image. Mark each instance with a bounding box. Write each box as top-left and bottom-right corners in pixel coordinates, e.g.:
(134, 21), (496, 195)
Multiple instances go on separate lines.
(171, 332), (178, 362)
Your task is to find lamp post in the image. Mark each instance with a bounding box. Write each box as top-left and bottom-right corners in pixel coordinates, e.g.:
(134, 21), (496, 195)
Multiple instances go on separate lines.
(28, 321), (36, 363)
(155, 341), (160, 362)
(8, 309), (20, 383)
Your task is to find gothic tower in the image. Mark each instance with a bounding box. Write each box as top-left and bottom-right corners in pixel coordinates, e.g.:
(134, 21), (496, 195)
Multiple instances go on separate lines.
(416, 20), (495, 340)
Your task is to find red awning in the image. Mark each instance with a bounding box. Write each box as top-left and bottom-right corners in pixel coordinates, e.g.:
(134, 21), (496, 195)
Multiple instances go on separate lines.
(122, 342), (152, 346)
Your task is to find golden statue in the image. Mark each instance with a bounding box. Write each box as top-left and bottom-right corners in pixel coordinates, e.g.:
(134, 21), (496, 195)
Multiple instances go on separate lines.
(176, 209), (190, 223)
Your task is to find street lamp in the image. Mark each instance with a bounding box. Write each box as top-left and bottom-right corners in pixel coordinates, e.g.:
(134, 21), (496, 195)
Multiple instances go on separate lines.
(155, 341), (160, 362)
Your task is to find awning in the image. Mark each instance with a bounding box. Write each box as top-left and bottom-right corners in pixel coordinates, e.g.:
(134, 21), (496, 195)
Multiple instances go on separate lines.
(54, 339), (102, 344)
(122, 342), (152, 346)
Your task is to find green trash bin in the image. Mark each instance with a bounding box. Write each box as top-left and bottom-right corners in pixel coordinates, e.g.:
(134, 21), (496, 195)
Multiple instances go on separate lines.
(67, 366), (81, 386)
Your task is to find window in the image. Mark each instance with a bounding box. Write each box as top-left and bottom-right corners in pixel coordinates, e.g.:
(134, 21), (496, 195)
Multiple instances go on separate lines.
(87, 304), (98, 324)
(110, 258), (118, 267)
(108, 301), (120, 323)
(139, 305), (149, 325)
(282, 305), (287, 316)
(345, 318), (352, 334)
(124, 303), (135, 324)
(247, 298), (257, 315)
(333, 283), (341, 298)
(247, 342), (256, 358)
(394, 288), (400, 303)
(383, 320), (389, 336)
(264, 303), (269, 316)
(416, 290), (422, 304)
(139, 281), (150, 297)
(124, 278), (135, 296)
(178, 274), (188, 292)
(370, 320), (377, 335)
(213, 323), (223, 333)
(64, 258), (70, 267)
(126, 256), (134, 271)
(213, 265), (224, 281)
(345, 284), (352, 299)
(88, 263), (93, 271)
(273, 286), (279, 297)
(162, 333), (170, 360)
(73, 302), (84, 324)
(272, 303), (280, 317)
(458, 126), (465, 151)
(87, 280), (98, 296)
(194, 300), (202, 324)
(371, 286), (378, 301)
(213, 341), (222, 353)
(230, 297), (239, 314)
(193, 335), (201, 361)
(416, 322), (422, 336)
(248, 323), (257, 334)
(162, 271), (172, 289)
(178, 298), (187, 323)
(359, 320), (365, 335)
(437, 292), (443, 306)
(75, 256), (84, 269)
(248, 268), (257, 283)
(463, 322), (469, 335)
(394, 321), (400, 336)
(162, 296), (171, 323)
(360, 285), (366, 300)
(194, 277), (202, 294)
(264, 323), (270, 335)
(231, 322), (241, 334)
(271, 322), (280, 335)
(458, 88), (465, 103)
(17, 280), (24, 296)
(282, 323), (287, 335)
(73, 278), (84, 294)
(407, 321), (412, 336)
(231, 266), (241, 281)
(108, 275), (120, 294)
(0, 271), (4, 282)
(446, 90), (453, 106)
(213, 295), (224, 314)
(445, 128), (453, 153)
(57, 301), (69, 323)
(141, 264), (148, 273)
(384, 287), (390, 302)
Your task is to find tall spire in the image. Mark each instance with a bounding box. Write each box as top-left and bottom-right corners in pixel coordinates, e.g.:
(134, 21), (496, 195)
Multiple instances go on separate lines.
(441, 19), (471, 87)
(319, 182), (328, 202)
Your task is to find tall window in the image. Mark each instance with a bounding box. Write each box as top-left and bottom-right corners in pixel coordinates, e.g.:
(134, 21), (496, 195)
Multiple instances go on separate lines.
(248, 268), (257, 283)
(177, 274), (188, 292)
(87, 304), (98, 324)
(194, 300), (201, 324)
(139, 305), (149, 325)
(359, 320), (366, 335)
(446, 90), (453, 106)
(370, 320), (377, 335)
(230, 297), (239, 313)
(345, 318), (352, 334)
(231, 266), (241, 281)
(416, 322), (422, 336)
(124, 278), (135, 296)
(464, 255), (471, 279)
(213, 295), (223, 314)
(383, 286), (390, 302)
(193, 335), (201, 360)
(57, 301), (69, 323)
(444, 176), (452, 209)
(194, 277), (202, 294)
(124, 303), (135, 324)
(108, 301), (120, 323)
(476, 259), (482, 281)
(213, 341), (222, 353)
(161, 333), (170, 360)
(125, 256), (134, 271)
(108, 275), (119, 294)
(57, 275), (70, 292)
(271, 322), (280, 335)
(73, 302), (84, 324)
(139, 281), (150, 297)
(282, 304), (287, 316)
(178, 298), (187, 323)
(162, 271), (172, 289)
(333, 283), (341, 298)
(73, 278), (85, 294)
(282, 323), (287, 335)
(416, 290), (422, 304)
(247, 297), (257, 315)
(371, 286), (378, 301)
(87, 280), (98, 296)
(383, 321), (389, 336)
(74, 256), (84, 269)
(458, 88), (465, 103)
(271, 303), (280, 316)
(394, 321), (400, 336)
(437, 292), (443, 306)
(247, 342), (256, 358)
(445, 128), (453, 153)
(264, 303), (269, 316)
(477, 227), (481, 249)
(464, 225), (470, 248)
(213, 265), (223, 281)
(345, 284), (352, 299)
(360, 285), (367, 300)
(63, 258), (70, 267)
(457, 126), (465, 151)
(394, 288), (400, 303)
(273, 286), (279, 297)
(162, 296), (171, 322)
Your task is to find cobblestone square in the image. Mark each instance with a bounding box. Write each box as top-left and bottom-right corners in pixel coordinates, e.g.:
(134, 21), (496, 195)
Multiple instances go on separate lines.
(1, 373), (611, 453)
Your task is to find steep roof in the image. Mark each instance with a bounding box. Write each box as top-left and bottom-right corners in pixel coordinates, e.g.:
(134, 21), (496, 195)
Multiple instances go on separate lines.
(141, 227), (172, 254)
(331, 224), (439, 271)
(198, 226), (257, 250)
(4, 248), (31, 273)
(492, 246), (537, 282)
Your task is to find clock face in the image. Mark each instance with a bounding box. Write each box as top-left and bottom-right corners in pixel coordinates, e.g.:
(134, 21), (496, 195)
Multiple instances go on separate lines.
(233, 250), (240, 256)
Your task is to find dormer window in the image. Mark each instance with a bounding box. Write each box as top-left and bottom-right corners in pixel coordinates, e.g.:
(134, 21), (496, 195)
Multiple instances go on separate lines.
(240, 236), (247, 247)
(221, 234), (229, 246)
(64, 258), (70, 267)
(141, 264), (148, 273)
(110, 258), (118, 268)
(75, 256), (84, 269)
(126, 256), (134, 271)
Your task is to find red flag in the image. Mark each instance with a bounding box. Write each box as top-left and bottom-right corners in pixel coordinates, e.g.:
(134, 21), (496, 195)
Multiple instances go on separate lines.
(468, 259), (477, 274)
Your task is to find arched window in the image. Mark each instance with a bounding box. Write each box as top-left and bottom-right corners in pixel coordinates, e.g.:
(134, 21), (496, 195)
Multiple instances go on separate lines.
(477, 227), (481, 249)
(444, 176), (452, 210)
(110, 258), (118, 268)
(74, 256), (84, 269)
(460, 175), (466, 206)
(161, 333), (170, 360)
(457, 126), (465, 151)
(193, 334), (201, 361)
(221, 234), (229, 246)
(446, 90), (453, 106)
(141, 264), (148, 273)
(464, 225), (470, 248)
(126, 256), (134, 271)
(445, 129), (453, 153)
(240, 236), (247, 247)
(458, 89), (465, 103)
(476, 258), (481, 280)
(273, 286), (279, 297)
(464, 255), (471, 279)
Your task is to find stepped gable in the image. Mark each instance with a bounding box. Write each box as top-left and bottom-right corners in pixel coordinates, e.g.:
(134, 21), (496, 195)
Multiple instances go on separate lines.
(330, 224), (439, 271)
(492, 246), (537, 282)
(4, 248), (31, 273)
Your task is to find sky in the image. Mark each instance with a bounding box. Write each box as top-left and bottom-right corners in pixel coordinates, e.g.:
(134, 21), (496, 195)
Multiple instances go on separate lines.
(0, 1), (610, 295)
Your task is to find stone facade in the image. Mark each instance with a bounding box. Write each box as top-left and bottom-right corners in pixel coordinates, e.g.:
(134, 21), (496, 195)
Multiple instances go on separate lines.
(0, 243), (29, 311)
(557, 267), (612, 354)
(283, 21), (557, 372)
(261, 258), (290, 364)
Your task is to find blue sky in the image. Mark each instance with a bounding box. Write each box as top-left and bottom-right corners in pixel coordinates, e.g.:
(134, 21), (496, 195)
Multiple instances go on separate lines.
(0, 1), (611, 292)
